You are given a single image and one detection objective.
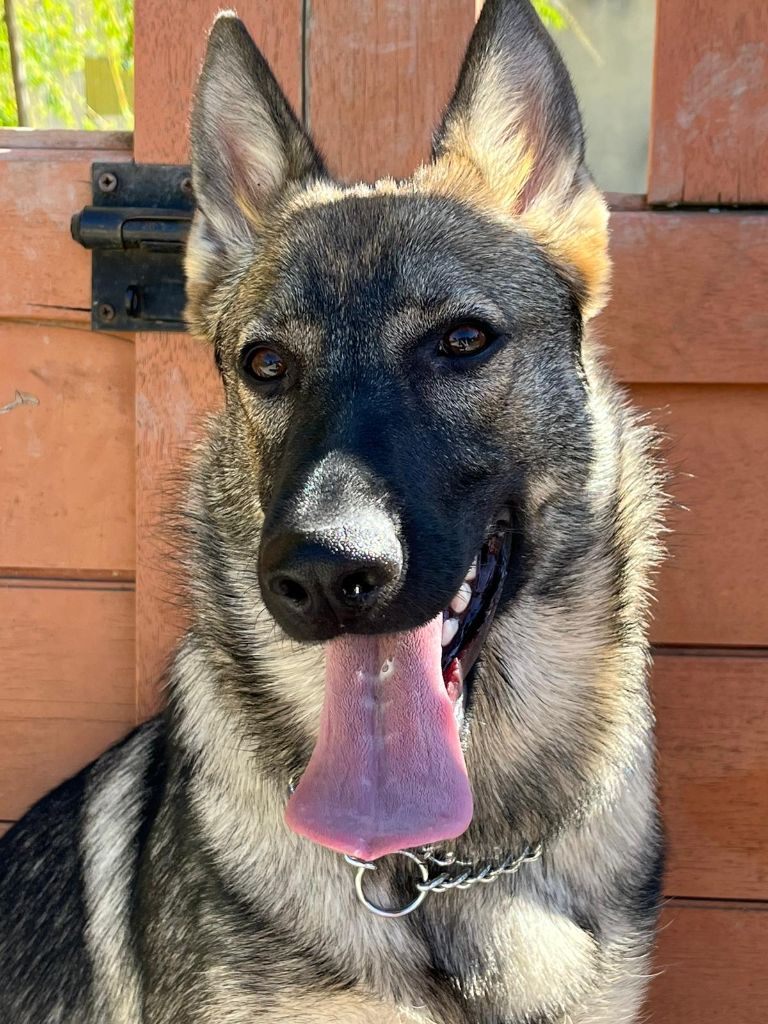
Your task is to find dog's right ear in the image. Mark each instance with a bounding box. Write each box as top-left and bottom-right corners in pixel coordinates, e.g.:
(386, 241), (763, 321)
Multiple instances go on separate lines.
(186, 12), (324, 336)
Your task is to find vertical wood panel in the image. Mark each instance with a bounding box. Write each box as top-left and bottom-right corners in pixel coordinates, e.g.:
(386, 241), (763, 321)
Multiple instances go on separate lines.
(306, 0), (476, 181)
(648, 0), (768, 205)
(132, 0), (304, 716)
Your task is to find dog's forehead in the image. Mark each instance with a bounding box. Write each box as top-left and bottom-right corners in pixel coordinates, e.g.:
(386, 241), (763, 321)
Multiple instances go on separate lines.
(264, 191), (546, 321)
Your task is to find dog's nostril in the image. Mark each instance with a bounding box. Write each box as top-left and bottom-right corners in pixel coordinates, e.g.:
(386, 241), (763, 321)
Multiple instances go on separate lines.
(340, 569), (380, 603)
(273, 576), (310, 606)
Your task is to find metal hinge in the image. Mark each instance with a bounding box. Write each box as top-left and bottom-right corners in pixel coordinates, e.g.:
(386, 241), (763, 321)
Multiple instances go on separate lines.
(71, 162), (194, 332)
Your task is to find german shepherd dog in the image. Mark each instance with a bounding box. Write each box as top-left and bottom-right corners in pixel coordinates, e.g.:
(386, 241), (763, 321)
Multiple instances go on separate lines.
(0, 2), (665, 1021)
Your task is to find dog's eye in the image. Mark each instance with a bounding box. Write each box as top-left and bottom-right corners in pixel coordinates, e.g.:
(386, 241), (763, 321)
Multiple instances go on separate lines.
(242, 346), (288, 382)
(439, 324), (490, 358)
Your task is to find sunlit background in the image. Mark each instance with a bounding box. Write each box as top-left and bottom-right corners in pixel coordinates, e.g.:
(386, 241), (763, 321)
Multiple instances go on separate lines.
(0, 0), (654, 192)
(0, 0), (133, 130)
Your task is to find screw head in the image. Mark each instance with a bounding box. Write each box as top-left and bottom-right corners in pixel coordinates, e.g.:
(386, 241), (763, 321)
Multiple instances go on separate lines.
(181, 176), (193, 195)
(98, 302), (116, 322)
(97, 171), (118, 193)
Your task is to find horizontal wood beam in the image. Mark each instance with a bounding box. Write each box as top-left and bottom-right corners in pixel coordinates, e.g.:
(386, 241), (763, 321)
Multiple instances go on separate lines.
(648, 899), (768, 1021)
(603, 212), (768, 384)
(0, 129), (132, 151)
(653, 653), (768, 901)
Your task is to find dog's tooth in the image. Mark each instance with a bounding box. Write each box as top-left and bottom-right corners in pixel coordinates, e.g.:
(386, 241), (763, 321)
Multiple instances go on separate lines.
(465, 558), (478, 583)
(450, 582), (472, 615)
(442, 617), (460, 647)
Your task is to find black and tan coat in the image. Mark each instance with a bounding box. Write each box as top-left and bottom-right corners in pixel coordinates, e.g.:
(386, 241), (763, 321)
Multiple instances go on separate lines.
(0, 2), (665, 1021)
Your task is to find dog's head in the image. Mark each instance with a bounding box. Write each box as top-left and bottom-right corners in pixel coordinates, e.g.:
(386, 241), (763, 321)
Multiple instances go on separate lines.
(185, 0), (610, 859)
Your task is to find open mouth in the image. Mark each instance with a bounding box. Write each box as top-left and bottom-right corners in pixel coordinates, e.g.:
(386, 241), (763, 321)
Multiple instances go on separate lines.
(284, 509), (516, 861)
(441, 509), (514, 713)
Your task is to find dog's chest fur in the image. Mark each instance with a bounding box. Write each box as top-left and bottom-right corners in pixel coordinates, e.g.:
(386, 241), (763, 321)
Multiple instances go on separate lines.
(129, 707), (652, 1024)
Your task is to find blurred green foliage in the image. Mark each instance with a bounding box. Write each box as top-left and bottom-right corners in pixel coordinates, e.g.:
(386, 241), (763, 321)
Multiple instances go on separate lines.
(1, 0), (133, 128)
(533, 2), (569, 30)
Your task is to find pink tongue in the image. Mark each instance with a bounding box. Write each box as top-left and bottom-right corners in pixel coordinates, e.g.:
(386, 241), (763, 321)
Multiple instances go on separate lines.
(284, 615), (473, 860)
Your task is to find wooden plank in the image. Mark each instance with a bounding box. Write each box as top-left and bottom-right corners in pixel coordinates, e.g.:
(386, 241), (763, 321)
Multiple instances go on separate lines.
(133, 0), (302, 162)
(132, 0), (303, 716)
(646, 901), (768, 1022)
(633, 384), (768, 647)
(0, 323), (134, 574)
(0, 128), (132, 150)
(604, 212), (768, 384)
(0, 584), (135, 821)
(306, 0), (476, 182)
(0, 146), (130, 322)
(0, 719), (132, 821)
(0, 586), (135, 712)
(654, 653), (768, 900)
(648, 0), (768, 206)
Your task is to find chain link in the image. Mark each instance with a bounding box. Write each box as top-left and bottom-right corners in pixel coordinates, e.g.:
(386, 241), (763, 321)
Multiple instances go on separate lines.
(415, 842), (542, 894)
(345, 841), (543, 916)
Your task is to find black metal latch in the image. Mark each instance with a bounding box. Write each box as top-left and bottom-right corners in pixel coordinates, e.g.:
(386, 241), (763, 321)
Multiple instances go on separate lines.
(71, 162), (195, 332)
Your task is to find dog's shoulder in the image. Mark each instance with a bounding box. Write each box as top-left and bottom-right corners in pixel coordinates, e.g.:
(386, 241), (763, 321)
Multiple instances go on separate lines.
(0, 717), (166, 1021)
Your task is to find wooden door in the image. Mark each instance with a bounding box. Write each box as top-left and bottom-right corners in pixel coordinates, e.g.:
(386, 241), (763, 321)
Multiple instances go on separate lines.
(1, 1), (766, 1018)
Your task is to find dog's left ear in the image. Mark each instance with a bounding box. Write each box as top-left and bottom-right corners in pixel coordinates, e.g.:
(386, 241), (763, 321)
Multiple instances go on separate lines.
(186, 12), (325, 337)
(422, 0), (609, 318)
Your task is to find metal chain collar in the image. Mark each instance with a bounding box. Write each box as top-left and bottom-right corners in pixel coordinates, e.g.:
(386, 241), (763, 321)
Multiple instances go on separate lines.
(289, 776), (543, 918)
(344, 841), (543, 918)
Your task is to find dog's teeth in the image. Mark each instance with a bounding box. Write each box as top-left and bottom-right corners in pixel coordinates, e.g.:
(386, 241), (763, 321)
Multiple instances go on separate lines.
(465, 558), (478, 583)
(450, 582), (472, 614)
(442, 617), (460, 646)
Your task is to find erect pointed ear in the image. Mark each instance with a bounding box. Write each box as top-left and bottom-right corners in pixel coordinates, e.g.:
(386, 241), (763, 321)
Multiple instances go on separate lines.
(186, 12), (325, 336)
(422, 0), (609, 318)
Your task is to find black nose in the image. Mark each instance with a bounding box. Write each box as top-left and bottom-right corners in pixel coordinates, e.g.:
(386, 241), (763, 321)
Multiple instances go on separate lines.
(260, 514), (403, 640)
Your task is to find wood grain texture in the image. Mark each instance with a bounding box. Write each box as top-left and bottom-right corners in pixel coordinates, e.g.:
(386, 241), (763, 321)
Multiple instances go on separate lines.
(132, 0), (302, 163)
(654, 653), (768, 900)
(0, 584), (135, 820)
(646, 901), (768, 1022)
(0, 323), (134, 574)
(632, 384), (768, 647)
(648, 0), (768, 205)
(0, 586), (135, 712)
(0, 146), (130, 322)
(132, 0), (303, 716)
(134, 337), (219, 717)
(0, 718), (132, 821)
(603, 212), (768, 384)
(306, 0), (476, 182)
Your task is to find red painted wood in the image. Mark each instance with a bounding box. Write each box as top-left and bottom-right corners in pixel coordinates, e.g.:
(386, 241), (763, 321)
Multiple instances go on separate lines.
(649, 0), (768, 205)
(132, 0), (303, 715)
